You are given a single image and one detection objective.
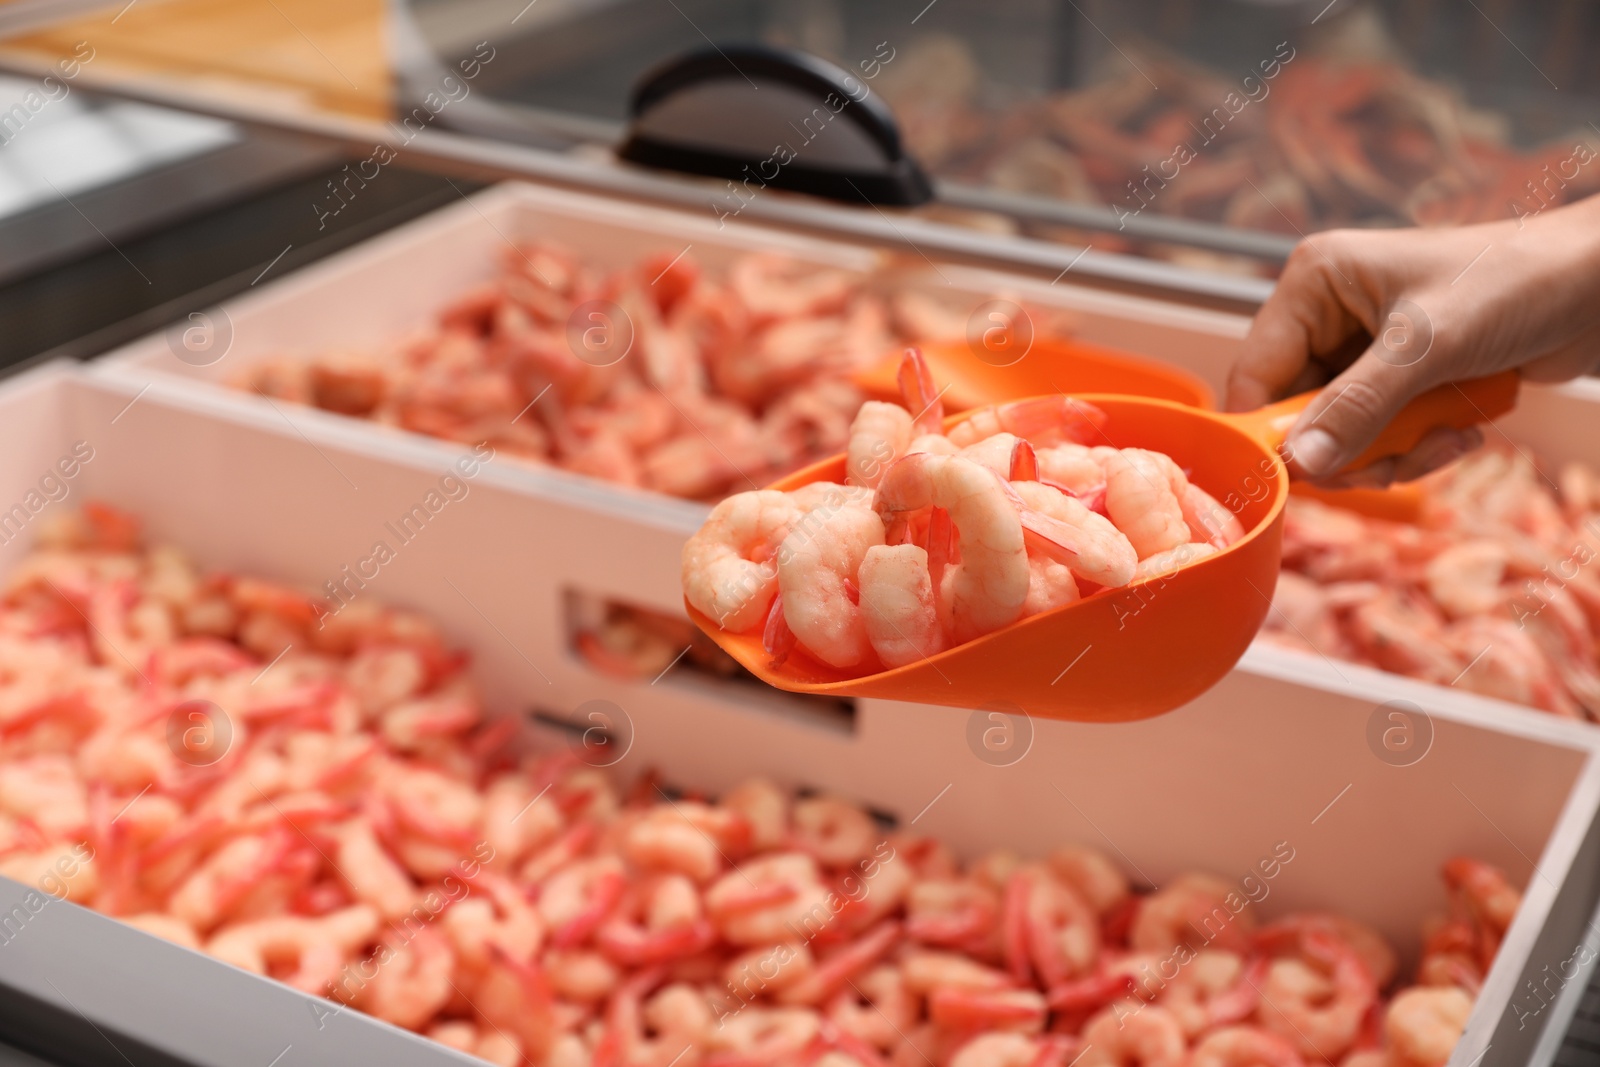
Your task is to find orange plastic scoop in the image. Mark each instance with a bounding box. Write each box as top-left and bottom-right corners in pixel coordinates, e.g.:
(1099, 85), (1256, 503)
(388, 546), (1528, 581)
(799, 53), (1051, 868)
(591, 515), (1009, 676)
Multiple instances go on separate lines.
(853, 337), (1214, 413)
(686, 371), (1520, 722)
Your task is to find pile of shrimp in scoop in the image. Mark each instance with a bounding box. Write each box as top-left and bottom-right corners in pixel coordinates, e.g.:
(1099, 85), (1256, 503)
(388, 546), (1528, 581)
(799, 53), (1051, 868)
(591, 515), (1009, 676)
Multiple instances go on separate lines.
(682, 350), (1246, 672)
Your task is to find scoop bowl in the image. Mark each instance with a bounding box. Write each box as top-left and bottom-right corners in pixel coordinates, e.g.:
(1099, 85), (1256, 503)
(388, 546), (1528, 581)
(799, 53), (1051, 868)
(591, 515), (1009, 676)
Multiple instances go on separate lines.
(686, 372), (1519, 721)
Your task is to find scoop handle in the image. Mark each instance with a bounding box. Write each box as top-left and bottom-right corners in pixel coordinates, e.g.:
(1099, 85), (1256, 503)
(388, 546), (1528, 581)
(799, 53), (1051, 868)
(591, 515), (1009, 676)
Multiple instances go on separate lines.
(1229, 370), (1520, 472)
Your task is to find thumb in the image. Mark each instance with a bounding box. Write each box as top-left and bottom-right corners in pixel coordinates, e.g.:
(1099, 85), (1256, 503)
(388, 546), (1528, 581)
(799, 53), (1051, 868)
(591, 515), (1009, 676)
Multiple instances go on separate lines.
(1283, 340), (1437, 479)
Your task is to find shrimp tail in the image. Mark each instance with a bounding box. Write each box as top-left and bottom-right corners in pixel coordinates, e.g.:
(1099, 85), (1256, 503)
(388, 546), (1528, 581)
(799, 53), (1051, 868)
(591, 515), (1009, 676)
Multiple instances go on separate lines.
(1058, 398), (1109, 445)
(926, 507), (954, 592)
(763, 596), (797, 668)
(897, 348), (943, 435)
(1018, 513), (1082, 564)
(1010, 439), (1039, 482)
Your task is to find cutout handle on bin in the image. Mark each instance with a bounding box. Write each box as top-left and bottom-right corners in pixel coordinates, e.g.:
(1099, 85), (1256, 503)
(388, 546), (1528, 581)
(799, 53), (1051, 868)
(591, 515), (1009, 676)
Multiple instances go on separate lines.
(617, 45), (934, 207)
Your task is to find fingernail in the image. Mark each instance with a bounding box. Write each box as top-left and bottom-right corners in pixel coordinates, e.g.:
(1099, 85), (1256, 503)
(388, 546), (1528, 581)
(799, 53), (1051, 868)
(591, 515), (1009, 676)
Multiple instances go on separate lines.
(1290, 429), (1340, 476)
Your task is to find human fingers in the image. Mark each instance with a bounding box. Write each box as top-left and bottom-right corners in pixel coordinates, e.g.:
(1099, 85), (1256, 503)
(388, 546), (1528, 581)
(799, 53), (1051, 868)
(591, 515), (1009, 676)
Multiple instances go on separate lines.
(1225, 235), (1373, 413)
(1310, 426), (1483, 489)
(1281, 333), (1440, 480)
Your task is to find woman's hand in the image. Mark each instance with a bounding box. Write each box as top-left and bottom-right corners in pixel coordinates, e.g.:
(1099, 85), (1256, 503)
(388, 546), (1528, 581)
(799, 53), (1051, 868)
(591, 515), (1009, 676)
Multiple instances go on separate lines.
(1226, 194), (1600, 486)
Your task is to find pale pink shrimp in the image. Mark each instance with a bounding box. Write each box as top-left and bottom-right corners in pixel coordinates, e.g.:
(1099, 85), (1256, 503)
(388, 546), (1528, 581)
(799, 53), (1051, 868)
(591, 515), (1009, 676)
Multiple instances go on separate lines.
(960, 433), (1027, 478)
(681, 490), (800, 633)
(1254, 930), (1377, 1061)
(947, 396), (1108, 449)
(907, 433), (960, 456)
(1008, 481), (1137, 589)
(1130, 872), (1255, 955)
(1076, 1003), (1186, 1067)
(1181, 483), (1246, 549)
(1036, 444), (1105, 494)
(859, 544), (946, 668)
(771, 502), (886, 668)
(1383, 986), (1472, 1067)
(1188, 1026), (1307, 1067)
(876, 453), (1029, 643)
(1004, 865), (1100, 987)
(1103, 449), (1192, 559)
(847, 402), (914, 489)
(207, 905), (379, 995)
(1134, 543), (1217, 581)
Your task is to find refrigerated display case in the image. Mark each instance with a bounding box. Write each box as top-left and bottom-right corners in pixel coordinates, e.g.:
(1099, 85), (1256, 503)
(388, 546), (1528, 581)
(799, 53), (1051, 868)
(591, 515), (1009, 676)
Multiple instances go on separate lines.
(0, 3), (1598, 1065)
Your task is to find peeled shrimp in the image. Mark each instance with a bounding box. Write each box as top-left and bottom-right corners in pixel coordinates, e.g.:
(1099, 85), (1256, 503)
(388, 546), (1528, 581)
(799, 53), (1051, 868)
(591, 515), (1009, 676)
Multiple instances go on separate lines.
(681, 490), (799, 632)
(847, 402), (914, 489)
(1009, 481), (1137, 589)
(876, 454), (1029, 643)
(1103, 449), (1192, 559)
(773, 503), (886, 668)
(859, 544), (946, 668)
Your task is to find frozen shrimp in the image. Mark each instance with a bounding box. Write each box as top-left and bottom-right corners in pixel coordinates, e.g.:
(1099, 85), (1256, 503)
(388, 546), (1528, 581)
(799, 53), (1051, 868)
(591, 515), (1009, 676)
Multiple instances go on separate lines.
(1384, 986), (1472, 1067)
(681, 490), (799, 632)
